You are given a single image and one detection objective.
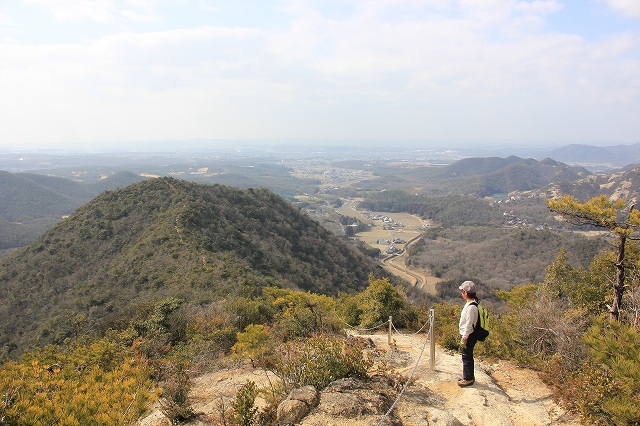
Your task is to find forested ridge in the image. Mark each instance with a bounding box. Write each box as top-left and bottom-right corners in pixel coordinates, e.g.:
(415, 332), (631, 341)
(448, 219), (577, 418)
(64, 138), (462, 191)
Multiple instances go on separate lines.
(352, 156), (590, 197)
(410, 225), (607, 296)
(0, 177), (382, 359)
(0, 170), (144, 254)
(360, 191), (502, 226)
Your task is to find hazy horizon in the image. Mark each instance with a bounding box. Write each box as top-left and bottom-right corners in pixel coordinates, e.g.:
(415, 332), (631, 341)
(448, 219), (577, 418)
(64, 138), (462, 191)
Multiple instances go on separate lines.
(1, 1), (639, 150)
(1, 138), (638, 159)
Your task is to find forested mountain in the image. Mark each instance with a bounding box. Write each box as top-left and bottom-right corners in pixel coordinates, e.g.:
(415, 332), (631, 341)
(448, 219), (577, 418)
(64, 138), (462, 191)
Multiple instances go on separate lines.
(436, 157), (589, 195)
(0, 177), (382, 358)
(0, 170), (144, 254)
(354, 156), (590, 197)
(0, 171), (86, 220)
(360, 192), (503, 227)
(0, 170), (145, 219)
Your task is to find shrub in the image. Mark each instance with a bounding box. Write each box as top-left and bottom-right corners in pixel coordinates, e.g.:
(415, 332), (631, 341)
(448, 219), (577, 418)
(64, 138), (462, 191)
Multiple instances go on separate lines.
(232, 324), (273, 368)
(232, 381), (259, 426)
(263, 287), (340, 340)
(432, 302), (461, 351)
(582, 317), (640, 425)
(0, 342), (157, 425)
(343, 275), (418, 329)
(543, 357), (616, 425)
(159, 362), (194, 424)
(274, 334), (372, 391)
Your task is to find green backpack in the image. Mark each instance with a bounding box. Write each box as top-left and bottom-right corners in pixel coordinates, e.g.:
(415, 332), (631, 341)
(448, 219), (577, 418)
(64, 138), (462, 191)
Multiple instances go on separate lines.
(471, 302), (490, 341)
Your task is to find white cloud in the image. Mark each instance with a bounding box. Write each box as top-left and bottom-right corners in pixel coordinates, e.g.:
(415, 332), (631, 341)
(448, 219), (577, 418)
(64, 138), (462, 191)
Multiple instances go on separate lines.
(22, 0), (168, 23)
(23, 0), (119, 22)
(1, 0), (639, 146)
(602, 0), (640, 18)
(514, 0), (563, 15)
(120, 9), (156, 22)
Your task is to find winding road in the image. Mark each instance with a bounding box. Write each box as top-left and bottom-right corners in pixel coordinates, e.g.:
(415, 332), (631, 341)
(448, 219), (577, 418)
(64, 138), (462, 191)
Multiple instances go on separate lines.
(380, 234), (437, 295)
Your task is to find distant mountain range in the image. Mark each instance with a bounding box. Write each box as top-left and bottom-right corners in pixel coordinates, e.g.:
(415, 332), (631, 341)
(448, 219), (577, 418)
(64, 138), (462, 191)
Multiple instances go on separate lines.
(3, 153), (639, 254)
(0, 178), (382, 358)
(545, 143), (640, 168)
(433, 156), (591, 196)
(426, 156), (639, 201)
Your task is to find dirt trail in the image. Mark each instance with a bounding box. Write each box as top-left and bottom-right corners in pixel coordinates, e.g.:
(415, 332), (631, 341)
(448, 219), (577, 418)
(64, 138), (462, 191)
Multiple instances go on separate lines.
(360, 331), (579, 426)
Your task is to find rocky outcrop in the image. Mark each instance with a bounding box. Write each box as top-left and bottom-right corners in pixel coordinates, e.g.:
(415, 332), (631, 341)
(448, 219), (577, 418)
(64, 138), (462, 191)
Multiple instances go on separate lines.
(277, 385), (320, 424)
(314, 377), (393, 418)
(298, 376), (403, 425)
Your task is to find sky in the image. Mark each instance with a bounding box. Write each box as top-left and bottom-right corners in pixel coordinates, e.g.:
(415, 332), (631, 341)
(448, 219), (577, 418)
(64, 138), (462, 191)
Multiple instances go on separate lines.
(0, 0), (639, 151)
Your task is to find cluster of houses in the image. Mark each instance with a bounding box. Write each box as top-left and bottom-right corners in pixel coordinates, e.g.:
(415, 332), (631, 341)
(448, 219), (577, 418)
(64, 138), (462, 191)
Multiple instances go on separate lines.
(376, 237), (407, 245)
(376, 237), (407, 255)
(502, 210), (525, 227)
(503, 210), (546, 231)
(368, 214), (406, 230)
(494, 195), (547, 230)
(385, 246), (402, 254)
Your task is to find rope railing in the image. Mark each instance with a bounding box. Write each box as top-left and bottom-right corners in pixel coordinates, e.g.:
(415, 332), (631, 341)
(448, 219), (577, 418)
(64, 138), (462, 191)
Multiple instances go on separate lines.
(334, 312), (390, 333)
(347, 321), (389, 332)
(390, 316), (431, 337)
(333, 308), (437, 424)
(375, 320), (431, 426)
(376, 307), (436, 425)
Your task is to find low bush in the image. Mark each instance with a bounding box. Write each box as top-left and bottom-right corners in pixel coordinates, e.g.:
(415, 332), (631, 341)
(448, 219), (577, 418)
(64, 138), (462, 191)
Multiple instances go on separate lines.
(274, 334), (372, 391)
(158, 362), (194, 424)
(0, 342), (157, 425)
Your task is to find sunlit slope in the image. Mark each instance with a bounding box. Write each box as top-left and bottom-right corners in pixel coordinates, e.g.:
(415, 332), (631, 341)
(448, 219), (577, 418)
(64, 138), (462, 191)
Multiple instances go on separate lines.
(0, 177), (381, 358)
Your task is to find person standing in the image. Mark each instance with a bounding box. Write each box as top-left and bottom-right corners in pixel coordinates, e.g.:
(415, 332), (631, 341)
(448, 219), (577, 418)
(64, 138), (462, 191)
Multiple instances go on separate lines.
(458, 280), (479, 387)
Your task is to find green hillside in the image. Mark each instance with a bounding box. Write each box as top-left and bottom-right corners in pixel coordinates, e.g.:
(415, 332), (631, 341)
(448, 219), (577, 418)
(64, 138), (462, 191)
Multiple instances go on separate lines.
(0, 177), (382, 359)
(351, 156), (590, 197)
(0, 171), (82, 221)
(0, 170), (145, 254)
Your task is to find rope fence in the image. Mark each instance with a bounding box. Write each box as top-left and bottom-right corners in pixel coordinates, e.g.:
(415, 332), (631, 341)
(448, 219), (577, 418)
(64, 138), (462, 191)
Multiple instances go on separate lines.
(336, 308), (437, 426)
(391, 316), (431, 337)
(375, 317), (431, 426)
(338, 316), (390, 333)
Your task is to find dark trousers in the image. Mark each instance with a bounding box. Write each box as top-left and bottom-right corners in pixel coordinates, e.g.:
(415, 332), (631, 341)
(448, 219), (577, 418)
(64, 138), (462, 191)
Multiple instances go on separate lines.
(461, 334), (478, 381)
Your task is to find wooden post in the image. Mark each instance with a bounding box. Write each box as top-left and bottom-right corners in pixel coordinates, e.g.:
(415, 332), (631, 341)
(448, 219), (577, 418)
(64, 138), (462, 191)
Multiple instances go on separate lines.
(429, 308), (435, 370)
(388, 315), (392, 346)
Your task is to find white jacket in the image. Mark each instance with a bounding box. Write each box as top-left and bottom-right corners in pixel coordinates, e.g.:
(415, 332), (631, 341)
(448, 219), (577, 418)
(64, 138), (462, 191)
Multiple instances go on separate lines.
(459, 301), (479, 339)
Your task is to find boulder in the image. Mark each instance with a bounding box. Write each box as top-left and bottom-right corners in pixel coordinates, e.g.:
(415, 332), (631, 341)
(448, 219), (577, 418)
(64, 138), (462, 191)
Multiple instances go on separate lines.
(288, 385), (320, 407)
(277, 399), (309, 425)
(315, 378), (392, 418)
(276, 385), (320, 424)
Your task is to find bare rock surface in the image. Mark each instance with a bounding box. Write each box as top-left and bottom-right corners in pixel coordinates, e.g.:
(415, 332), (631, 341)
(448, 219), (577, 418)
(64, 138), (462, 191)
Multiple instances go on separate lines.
(277, 385), (320, 424)
(137, 332), (580, 426)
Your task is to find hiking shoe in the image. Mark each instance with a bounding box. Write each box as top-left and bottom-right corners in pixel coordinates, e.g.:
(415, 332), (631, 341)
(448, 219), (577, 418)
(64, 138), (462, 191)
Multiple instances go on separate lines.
(457, 379), (475, 387)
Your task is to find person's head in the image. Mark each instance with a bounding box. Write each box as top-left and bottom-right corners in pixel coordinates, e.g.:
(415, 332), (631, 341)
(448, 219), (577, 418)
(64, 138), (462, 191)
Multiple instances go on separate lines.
(459, 280), (477, 301)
